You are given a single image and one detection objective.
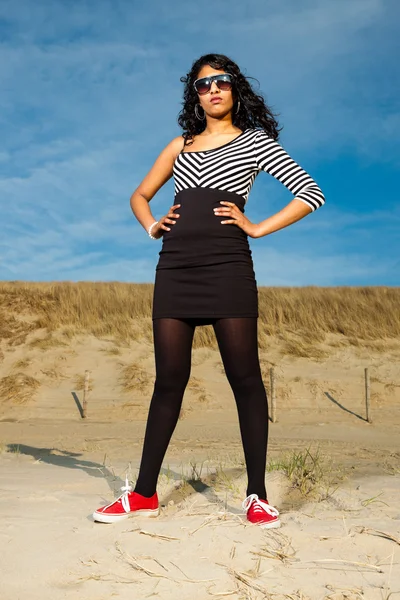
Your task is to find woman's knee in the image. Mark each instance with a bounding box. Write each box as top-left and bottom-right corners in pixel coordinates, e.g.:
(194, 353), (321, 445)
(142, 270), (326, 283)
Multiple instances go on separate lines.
(154, 370), (190, 396)
(227, 372), (265, 396)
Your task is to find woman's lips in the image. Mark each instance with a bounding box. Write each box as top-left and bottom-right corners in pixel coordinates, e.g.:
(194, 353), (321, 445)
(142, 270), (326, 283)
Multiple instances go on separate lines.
(210, 98), (222, 104)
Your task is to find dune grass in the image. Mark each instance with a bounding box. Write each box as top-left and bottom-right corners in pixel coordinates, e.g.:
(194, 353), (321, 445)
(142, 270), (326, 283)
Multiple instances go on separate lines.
(267, 446), (343, 498)
(0, 372), (41, 404)
(118, 361), (152, 394)
(12, 358), (31, 370)
(0, 282), (399, 354)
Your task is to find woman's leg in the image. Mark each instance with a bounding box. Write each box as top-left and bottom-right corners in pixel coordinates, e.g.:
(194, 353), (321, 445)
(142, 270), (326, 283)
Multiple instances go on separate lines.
(134, 318), (196, 497)
(212, 317), (269, 499)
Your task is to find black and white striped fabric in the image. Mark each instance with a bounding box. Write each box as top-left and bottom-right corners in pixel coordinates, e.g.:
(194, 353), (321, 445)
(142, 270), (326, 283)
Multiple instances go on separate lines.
(173, 128), (325, 211)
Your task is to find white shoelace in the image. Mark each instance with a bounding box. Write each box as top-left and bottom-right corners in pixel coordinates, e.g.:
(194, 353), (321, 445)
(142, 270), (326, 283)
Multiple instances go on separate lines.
(242, 493), (279, 517)
(101, 475), (133, 513)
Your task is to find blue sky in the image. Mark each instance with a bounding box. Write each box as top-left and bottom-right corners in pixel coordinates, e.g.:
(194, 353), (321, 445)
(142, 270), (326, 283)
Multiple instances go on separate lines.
(0, 0), (398, 286)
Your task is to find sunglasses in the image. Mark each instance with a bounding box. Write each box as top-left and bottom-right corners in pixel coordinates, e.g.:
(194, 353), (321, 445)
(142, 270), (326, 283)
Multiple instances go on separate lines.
(193, 73), (235, 95)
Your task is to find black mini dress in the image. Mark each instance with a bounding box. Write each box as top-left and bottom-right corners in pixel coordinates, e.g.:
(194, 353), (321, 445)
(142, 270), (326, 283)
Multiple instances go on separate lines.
(152, 128), (325, 323)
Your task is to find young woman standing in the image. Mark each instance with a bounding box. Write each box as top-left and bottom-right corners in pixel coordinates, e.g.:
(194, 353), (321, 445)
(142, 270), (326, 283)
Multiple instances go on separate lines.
(93, 53), (325, 528)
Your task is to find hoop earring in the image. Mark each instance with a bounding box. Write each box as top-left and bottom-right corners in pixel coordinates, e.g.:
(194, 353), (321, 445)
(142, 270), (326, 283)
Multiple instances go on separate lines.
(235, 100), (241, 115)
(195, 104), (205, 120)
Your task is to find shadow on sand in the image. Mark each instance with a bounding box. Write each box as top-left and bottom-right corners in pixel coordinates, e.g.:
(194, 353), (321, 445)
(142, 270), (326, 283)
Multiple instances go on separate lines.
(324, 392), (367, 422)
(6, 444), (310, 514)
(5, 444), (234, 509)
(7, 443), (124, 491)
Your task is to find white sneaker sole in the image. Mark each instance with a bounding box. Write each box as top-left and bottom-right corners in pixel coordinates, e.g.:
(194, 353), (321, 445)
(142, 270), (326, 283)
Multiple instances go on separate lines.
(93, 508), (160, 523)
(258, 519), (281, 529)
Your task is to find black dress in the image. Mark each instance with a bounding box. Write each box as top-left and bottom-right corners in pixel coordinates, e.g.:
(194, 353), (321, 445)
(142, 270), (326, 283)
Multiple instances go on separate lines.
(152, 128), (325, 323)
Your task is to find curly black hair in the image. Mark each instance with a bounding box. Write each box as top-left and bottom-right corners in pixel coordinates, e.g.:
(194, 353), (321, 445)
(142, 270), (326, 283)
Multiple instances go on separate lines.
(177, 53), (281, 145)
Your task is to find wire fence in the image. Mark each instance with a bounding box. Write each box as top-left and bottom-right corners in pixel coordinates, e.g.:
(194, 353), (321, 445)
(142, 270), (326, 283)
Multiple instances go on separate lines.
(67, 366), (400, 424)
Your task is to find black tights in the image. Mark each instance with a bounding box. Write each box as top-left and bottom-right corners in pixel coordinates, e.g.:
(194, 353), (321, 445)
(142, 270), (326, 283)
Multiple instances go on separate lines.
(134, 317), (269, 499)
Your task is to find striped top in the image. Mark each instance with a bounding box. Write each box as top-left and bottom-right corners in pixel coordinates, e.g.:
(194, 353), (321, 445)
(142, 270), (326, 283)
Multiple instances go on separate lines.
(173, 128), (325, 211)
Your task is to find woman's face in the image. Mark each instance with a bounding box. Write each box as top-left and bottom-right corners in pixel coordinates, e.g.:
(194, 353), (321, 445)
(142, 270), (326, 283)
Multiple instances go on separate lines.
(195, 64), (235, 119)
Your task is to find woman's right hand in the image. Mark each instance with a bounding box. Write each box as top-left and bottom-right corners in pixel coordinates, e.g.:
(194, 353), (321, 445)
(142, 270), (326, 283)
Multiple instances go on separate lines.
(152, 204), (181, 239)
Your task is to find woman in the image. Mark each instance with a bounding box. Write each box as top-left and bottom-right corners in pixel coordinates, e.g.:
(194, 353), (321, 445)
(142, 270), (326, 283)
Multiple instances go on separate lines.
(93, 53), (325, 528)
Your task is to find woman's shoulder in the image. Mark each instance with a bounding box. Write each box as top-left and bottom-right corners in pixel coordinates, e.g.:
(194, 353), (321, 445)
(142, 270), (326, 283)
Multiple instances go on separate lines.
(161, 135), (185, 162)
(168, 135), (185, 152)
(246, 127), (270, 139)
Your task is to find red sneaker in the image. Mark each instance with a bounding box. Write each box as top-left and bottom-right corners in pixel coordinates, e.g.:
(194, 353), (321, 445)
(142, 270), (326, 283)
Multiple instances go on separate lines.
(242, 494), (280, 529)
(93, 477), (159, 523)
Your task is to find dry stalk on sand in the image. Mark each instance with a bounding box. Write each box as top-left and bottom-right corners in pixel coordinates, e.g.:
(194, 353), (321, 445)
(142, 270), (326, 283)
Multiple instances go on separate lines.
(115, 542), (174, 581)
(216, 563), (285, 598)
(189, 511), (243, 535)
(77, 573), (138, 584)
(224, 565), (270, 596)
(139, 529), (180, 541)
(251, 530), (297, 563)
(353, 526), (400, 546)
(0, 372), (40, 403)
(304, 558), (383, 573)
(207, 590), (237, 597)
(324, 584), (364, 599)
(115, 542), (215, 584)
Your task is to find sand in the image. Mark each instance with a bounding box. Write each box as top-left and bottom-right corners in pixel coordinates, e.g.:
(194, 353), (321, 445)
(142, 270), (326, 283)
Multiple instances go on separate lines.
(0, 335), (399, 599)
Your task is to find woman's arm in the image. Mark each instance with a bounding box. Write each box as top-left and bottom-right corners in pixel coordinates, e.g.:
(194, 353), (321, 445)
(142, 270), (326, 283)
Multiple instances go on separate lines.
(254, 130), (326, 213)
(215, 131), (325, 238)
(253, 199), (312, 238)
(250, 130), (325, 238)
(130, 136), (184, 233)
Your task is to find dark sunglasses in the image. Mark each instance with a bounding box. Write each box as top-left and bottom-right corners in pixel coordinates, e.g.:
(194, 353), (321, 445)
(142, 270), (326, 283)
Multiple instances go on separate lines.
(193, 73), (235, 95)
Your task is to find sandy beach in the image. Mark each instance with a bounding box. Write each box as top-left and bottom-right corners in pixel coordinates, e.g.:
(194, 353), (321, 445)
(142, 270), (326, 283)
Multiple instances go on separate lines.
(1, 419), (399, 600)
(1, 283), (399, 598)
(1, 338), (400, 599)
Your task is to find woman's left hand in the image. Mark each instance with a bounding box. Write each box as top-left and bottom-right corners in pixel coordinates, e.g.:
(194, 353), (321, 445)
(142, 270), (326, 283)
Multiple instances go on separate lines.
(214, 201), (260, 238)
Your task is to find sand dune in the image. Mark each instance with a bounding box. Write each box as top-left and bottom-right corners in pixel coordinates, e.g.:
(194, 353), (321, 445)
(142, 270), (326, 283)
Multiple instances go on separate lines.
(1, 283), (399, 598)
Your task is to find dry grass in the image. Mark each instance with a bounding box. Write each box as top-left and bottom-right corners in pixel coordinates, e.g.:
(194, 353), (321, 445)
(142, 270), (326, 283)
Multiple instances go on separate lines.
(281, 336), (329, 360)
(12, 358), (31, 370)
(187, 376), (211, 403)
(119, 362), (152, 394)
(0, 310), (37, 346)
(41, 365), (67, 381)
(0, 372), (40, 404)
(101, 346), (122, 356)
(0, 282), (399, 352)
(28, 333), (67, 351)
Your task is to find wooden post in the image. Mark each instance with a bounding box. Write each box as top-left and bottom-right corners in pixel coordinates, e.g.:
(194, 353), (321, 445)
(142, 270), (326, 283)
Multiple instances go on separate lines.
(82, 370), (90, 419)
(364, 367), (371, 423)
(270, 367), (277, 423)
